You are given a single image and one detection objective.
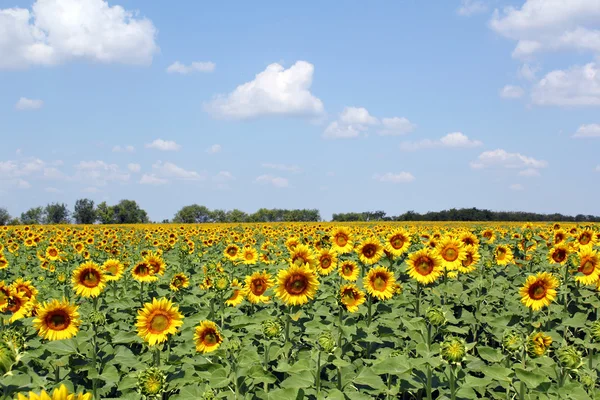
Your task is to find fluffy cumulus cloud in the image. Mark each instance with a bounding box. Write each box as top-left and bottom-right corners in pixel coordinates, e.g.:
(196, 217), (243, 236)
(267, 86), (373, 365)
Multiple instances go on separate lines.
(0, 0), (158, 69)
(261, 163), (302, 173)
(206, 144), (221, 154)
(0, 157), (65, 183)
(112, 145), (135, 153)
(470, 149), (548, 176)
(166, 61), (215, 74)
(15, 97), (43, 110)
(139, 174), (167, 185)
(573, 123), (600, 138)
(151, 161), (205, 181)
(400, 132), (483, 151)
(532, 63), (600, 106)
(74, 160), (130, 186)
(457, 0), (488, 16)
(489, 0), (600, 59)
(323, 106), (415, 139)
(204, 61), (324, 119)
(127, 163), (141, 173)
(145, 139), (181, 151)
(373, 172), (415, 183)
(255, 174), (289, 188)
(500, 85), (525, 99)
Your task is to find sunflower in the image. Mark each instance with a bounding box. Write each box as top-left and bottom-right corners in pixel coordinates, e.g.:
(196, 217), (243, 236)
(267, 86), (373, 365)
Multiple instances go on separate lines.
(436, 237), (467, 270)
(338, 260), (360, 281)
(73, 242), (85, 254)
(316, 248), (338, 275)
(72, 261), (107, 298)
(519, 272), (559, 311)
(553, 230), (566, 245)
(7, 292), (33, 323)
(575, 247), (600, 285)
(132, 261), (158, 283)
(32, 298), (81, 341)
(241, 247), (258, 265)
(243, 271), (274, 304)
(481, 229), (495, 244)
(460, 231), (480, 247)
(16, 384), (91, 400)
(356, 237), (384, 265)
(136, 297), (184, 346)
(194, 320), (223, 353)
(527, 332), (552, 358)
(225, 279), (245, 307)
(456, 245), (480, 274)
(548, 244), (569, 265)
(494, 245), (514, 266)
(144, 252), (166, 276)
(11, 278), (38, 301)
(339, 284), (366, 312)
(575, 228), (597, 248)
(0, 255), (8, 270)
(363, 266), (396, 300)
(102, 259), (125, 281)
(275, 264), (320, 306)
(383, 229), (410, 258)
(45, 246), (60, 261)
(169, 273), (190, 291)
(289, 244), (317, 269)
(406, 248), (444, 285)
(330, 227), (353, 254)
(223, 244), (240, 261)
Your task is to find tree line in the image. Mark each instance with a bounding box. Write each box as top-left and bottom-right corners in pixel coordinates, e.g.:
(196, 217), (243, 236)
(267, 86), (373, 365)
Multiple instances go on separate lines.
(0, 203), (598, 225)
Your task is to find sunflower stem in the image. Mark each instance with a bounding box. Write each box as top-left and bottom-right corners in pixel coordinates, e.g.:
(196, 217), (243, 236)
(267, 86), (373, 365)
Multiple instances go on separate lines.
(416, 283), (422, 317)
(139, 281), (144, 308)
(367, 294), (373, 327)
(153, 347), (161, 368)
(449, 364), (456, 400)
(337, 366), (342, 391)
(316, 350), (321, 394)
(54, 364), (60, 383)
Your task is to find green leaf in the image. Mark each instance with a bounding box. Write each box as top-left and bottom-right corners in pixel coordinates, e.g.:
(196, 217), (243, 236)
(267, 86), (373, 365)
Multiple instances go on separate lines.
(353, 367), (386, 391)
(482, 365), (513, 383)
(371, 355), (411, 376)
(477, 346), (505, 363)
(514, 367), (548, 388)
(280, 370), (314, 389)
(44, 339), (79, 355)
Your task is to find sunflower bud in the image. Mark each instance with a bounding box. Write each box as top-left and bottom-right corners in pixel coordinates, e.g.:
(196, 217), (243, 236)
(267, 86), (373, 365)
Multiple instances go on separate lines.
(557, 346), (582, 370)
(317, 331), (336, 353)
(425, 307), (447, 327)
(440, 337), (466, 364)
(0, 341), (17, 375)
(502, 329), (523, 354)
(214, 275), (230, 292)
(89, 311), (106, 327)
(590, 321), (600, 342)
(526, 332), (552, 358)
(261, 319), (282, 339)
(484, 259), (493, 269)
(577, 371), (596, 389)
(202, 387), (216, 400)
(226, 338), (241, 353)
(137, 367), (167, 399)
(0, 328), (25, 353)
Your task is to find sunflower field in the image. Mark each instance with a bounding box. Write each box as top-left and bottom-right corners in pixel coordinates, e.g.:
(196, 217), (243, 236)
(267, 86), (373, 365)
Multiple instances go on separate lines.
(0, 223), (600, 399)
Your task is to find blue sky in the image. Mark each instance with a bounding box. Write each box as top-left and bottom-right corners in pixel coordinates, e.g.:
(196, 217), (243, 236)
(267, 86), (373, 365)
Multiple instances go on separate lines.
(1, 0), (599, 221)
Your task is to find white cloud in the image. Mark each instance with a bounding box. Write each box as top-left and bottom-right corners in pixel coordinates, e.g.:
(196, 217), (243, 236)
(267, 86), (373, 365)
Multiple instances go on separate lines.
(518, 63), (539, 81)
(127, 163), (141, 173)
(500, 85), (525, 99)
(470, 149), (548, 169)
(458, 0), (488, 16)
(204, 61), (324, 119)
(401, 132), (483, 151)
(379, 117), (416, 136)
(112, 145), (135, 153)
(166, 61), (215, 74)
(206, 144), (221, 154)
(255, 174), (289, 188)
(373, 172), (415, 183)
(152, 161), (205, 181)
(324, 106), (415, 139)
(45, 187), (61, 193)
(518, 168), (541, 177)
(489, 0), (600, 59)
(145, 139), (181, 151)
(139, 174), (167, 185)
(43, 167), (66, 180)
(573, 123), (600, 138)
(213, 171), (235, 182)
(509, 183), (524, 191)
(74, 160), (130, 186)
(532, 63), (600, 106)
(15, 97), (43, 110)
(0, 157), (65, 181)
(0, 0), (158, 70)
(261, 163), (302, 173)
(596, 165), (600, 172)
(17, 179), (31, 189)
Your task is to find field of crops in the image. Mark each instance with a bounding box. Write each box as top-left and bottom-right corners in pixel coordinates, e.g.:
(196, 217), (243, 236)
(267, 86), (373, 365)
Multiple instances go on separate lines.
(0, 223), (599, 399)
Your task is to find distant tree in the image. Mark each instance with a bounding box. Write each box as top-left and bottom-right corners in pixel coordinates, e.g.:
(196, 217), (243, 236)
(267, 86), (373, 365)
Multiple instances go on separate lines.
(73, 199), (97, 224)
(43, 203), (70, 224)
(227, 209), (248, 223)
(113, 200), (149, 224)
(211, 209), (228, 223)
(21, 207), (44, 225)
(0, 208), (10, 226)
(96, 201), (115, 224)
(8, 218), (20, 225)
(173, 204), (212, 223)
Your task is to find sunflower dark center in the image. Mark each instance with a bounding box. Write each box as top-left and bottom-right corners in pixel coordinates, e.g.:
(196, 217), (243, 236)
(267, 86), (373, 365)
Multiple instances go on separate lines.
(81, 269), (101, 288)
(415, 257), (434, 276)
(286, 274), (308, 295)
(581, 260), (595, 275)
(496, 248), (507, 260)
(203, 331), (218, 345)
(552, 249), (566, 263)
(462, 253), (473, 266)
(529, 283), (547, 300)
(390, 235), (405, 249)
(251, 279), (267, 295)
(342, 289), (356, 302)
(443, 247), (458, 262)
(149, 313), (170, 333)
(48, 249), (58, 257)
(321, 256), (332, 269)
(46, 310), (70, 331)
(580, 233), (591, 245)
(373, 274), (387, 291)
(335, 234), (348, 246)
(362, 244), (377, 258)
